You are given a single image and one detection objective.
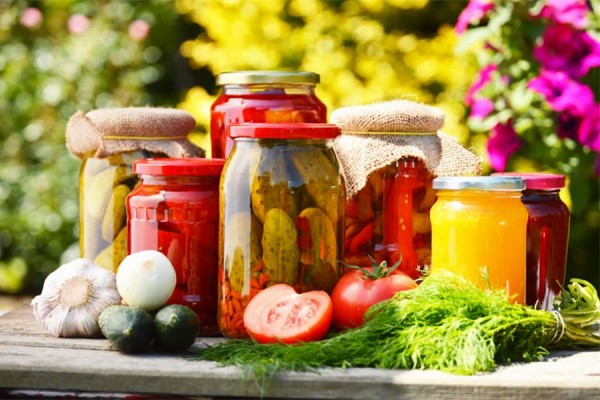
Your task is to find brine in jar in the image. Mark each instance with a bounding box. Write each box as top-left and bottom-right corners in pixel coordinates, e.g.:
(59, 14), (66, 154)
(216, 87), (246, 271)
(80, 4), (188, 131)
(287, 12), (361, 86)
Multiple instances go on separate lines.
(218, 123), (344, 338)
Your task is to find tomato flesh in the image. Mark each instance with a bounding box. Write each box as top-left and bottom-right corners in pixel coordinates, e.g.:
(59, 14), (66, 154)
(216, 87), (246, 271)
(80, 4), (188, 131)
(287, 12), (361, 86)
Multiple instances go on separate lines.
(331, 269), (417, 331)
(243, 284), (332, 344)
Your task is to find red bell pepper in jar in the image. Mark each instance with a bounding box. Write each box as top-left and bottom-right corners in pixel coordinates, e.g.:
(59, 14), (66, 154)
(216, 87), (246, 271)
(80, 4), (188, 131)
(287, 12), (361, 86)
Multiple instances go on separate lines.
(127, 158), (225, 336)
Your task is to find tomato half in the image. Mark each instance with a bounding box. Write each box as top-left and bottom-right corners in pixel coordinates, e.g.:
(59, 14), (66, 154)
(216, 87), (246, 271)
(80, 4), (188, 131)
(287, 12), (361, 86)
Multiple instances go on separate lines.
(243, 284), (333, 344)
(331, 267), (417, 331)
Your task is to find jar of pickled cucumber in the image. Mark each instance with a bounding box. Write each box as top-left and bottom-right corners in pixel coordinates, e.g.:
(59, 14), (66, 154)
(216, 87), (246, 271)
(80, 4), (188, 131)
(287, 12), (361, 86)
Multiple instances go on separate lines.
(218, 123), (344, 338)
(210, 71), (327, 158)
(128, 158), (225, 335)
(65, 108), (203, 272)
(430, 176), (528, 304)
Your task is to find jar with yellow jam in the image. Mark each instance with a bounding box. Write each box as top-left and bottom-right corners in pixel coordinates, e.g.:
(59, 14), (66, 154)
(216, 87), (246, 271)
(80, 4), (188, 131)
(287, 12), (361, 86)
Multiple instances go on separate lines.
(430, 176), (527, 303)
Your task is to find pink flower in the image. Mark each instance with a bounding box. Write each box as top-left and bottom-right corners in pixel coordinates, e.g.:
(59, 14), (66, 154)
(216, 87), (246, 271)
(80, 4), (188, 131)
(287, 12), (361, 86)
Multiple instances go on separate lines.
(534, 24), (600, 79)
(535, 0), (589, 29)
(487, 121), (521, 171)
(128, 20), (150, 41)
(67, 14), (90, 34)
(466, 64), (497, 106)
(455, 0), (494, 34)
(577, 106), (600, 151)
(20, 7), (42, 28)
(470, 98), (495, 119)
(528, 70), (595, 115)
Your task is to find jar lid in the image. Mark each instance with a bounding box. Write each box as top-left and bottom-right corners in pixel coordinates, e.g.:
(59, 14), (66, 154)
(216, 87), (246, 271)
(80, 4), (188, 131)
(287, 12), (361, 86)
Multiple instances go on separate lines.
(216, 71), (320, 85)
(433, 176), (525, 191)
(133, 158), (225, 176)
(491, 172), (566, 190)
(229, 123), (341, 140)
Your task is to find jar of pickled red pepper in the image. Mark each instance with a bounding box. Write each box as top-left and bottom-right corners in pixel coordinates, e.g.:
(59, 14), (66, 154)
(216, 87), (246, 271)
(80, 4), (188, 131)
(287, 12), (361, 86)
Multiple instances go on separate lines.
(210, 71), (327, 158)
(430, 176), (528, 304)
(493, 172), (570, 310)
(345, 157), (435, 278)
(127, 158), (225, 335)
(218, 123), (344, 338)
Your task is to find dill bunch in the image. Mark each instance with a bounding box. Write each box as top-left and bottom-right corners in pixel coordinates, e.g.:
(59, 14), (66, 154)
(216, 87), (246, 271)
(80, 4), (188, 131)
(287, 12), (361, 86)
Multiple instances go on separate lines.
(199, 271), (600, 387)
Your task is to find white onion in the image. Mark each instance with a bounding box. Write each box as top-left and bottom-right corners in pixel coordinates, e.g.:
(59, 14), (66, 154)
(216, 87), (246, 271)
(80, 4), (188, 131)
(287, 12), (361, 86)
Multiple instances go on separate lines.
(116, 250), (176, 311)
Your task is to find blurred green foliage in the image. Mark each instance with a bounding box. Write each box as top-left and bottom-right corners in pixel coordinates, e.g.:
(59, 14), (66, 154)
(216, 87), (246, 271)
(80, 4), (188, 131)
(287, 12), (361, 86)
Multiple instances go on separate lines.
(0, 0), (186, 293)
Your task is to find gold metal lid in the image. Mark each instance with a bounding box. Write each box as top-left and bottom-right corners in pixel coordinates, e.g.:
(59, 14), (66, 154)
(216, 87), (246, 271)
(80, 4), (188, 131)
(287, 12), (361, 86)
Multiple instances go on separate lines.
(216, 70), (320, 85)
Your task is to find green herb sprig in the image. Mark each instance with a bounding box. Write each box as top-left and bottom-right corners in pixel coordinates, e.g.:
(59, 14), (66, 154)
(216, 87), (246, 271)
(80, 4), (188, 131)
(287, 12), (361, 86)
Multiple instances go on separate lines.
(199, 271), (600, 392)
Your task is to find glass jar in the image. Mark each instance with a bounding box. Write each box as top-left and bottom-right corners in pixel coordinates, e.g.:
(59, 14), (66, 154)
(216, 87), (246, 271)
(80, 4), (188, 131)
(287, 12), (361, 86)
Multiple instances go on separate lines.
(219, 123), (344, 338)
(430, 176), (528, 304)
(344, 157), (434, 278)
(80, 151), (151, 272)
(210, 71), (327, 158)
(127, 158), (225, 335)
(493, 173), (570, 310)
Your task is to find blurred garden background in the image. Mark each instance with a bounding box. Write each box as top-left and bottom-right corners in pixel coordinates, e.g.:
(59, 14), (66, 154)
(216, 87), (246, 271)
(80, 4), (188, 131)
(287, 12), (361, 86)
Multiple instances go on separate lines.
(0, 0), (598, 296)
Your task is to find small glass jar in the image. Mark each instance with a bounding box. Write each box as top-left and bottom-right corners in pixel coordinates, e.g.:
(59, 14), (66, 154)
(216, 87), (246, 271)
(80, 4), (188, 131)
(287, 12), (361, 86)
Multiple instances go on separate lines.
(219, 123), (344, 338)
(80, 151), (152, 272)
(344, 157), (434, 278)
(127, 158), (225, 336)
(430, 176), (528, 304)
(210, 71), (327, 158)
(493, 173), (570, 310)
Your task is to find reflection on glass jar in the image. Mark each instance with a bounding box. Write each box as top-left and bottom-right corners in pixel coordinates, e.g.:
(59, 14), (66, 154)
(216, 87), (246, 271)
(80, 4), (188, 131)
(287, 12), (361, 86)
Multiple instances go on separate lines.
(430, 176), (528, 304)
(219, 123), (344, 338)
(127, 158), (225, 335)
(493, 172), (570, 310)
(210, 71), (327, 158)
(344, 157), (434, 278)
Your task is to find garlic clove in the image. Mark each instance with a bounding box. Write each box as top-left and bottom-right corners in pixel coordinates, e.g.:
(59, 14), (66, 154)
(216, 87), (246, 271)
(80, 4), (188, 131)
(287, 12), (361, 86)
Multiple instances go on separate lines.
(31, 258), (122, 338)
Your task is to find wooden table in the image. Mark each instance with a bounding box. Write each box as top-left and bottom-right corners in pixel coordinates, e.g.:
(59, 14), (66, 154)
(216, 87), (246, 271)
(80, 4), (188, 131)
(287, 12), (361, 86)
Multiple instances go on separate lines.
(1, 305), (599, 399)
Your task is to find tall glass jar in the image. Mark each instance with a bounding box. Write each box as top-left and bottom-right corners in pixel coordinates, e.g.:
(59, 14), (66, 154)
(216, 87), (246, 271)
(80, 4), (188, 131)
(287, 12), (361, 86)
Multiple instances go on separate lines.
(127, 158), (225, 335)
(219, 123), (344, 338)
(210, 71), (327, 158)
(344, 157), (434, 278)
(430, 176), (528, 304)
(493, 173), (570, 310)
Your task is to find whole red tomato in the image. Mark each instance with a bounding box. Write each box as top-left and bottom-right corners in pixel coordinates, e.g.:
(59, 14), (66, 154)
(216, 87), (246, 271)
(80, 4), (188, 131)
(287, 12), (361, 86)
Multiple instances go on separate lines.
(331, 259), (417, 331)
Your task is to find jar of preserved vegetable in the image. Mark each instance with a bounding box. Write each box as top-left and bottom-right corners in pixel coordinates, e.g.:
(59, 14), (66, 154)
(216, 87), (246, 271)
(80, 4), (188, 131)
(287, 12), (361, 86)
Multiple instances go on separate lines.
(128, 158), (224, 335)
(430, 176), (528, 304)
(210, 70), (327, 158)
(332, 100), (481, 278)
(65, 108), (203, 272)
(219, 123), (344, 338)
(492, 172), (570, 310)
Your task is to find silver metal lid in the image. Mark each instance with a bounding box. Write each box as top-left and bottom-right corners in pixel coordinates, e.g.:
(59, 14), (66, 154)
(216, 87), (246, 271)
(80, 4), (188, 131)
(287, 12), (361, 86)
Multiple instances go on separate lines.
(433, 176), (525, 191)
(216, 70), (320, 85)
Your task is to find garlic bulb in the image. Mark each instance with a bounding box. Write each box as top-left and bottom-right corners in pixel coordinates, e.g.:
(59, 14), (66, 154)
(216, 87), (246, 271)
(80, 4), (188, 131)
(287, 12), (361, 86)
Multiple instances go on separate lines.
(31, 258), (122, 338)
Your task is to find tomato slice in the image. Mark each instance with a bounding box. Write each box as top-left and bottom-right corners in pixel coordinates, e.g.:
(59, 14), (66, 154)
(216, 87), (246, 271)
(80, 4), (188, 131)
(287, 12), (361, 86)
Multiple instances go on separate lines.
(243, 284), (332, 344)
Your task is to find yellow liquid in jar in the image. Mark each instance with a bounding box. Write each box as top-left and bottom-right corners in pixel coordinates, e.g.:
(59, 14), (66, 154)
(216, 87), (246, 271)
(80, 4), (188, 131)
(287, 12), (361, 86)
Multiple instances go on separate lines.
(430, 190), (528, 304)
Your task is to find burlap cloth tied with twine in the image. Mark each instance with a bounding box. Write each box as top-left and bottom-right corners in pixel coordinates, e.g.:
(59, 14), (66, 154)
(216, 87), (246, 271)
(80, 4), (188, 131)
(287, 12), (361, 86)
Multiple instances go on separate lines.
(66, 107), (204, 159)
(331, 100), (482, 197)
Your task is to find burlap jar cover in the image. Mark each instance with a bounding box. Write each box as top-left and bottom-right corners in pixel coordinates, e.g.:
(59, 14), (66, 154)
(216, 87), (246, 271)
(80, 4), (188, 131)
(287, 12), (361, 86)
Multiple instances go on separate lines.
(332, 100), (481, 277)
(65, 107), (204, 272)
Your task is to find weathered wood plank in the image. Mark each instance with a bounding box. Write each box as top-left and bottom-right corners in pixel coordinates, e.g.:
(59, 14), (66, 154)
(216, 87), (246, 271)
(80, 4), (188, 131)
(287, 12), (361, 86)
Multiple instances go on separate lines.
(1, 305), (599, 399)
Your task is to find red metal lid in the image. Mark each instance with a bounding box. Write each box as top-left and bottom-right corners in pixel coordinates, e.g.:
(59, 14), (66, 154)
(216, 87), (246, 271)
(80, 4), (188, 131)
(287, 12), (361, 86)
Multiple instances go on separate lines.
(229, 123), (341, 140)
(133, 158), (225, 176)
(492, 172), (566, 190)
